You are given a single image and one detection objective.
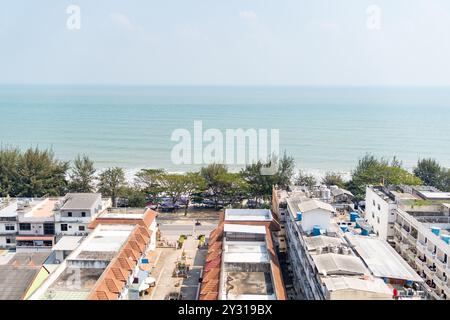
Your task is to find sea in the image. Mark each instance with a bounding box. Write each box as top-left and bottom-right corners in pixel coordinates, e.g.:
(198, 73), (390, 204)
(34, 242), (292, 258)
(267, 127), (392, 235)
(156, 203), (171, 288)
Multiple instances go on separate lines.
(0, 85), (449, 180)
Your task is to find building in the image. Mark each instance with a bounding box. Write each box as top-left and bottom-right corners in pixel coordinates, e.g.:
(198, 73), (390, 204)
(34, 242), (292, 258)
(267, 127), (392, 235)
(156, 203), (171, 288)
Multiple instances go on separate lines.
(284, 194), (424, 300)
(364, 185), (450, 300)
(0, 197), (18, 248)
(55, 193), (110, 236)
(89, 207), (158, 251)
(29, 223), (154, 300)
(16, 198), (58, 252)
(199, 209), (287, 300)
(0, 251), (51, 300)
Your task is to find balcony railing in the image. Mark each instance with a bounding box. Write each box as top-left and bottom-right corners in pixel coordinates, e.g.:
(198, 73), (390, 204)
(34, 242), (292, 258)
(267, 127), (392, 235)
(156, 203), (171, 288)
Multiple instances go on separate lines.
(416, 241), (426, 254)
(435, 258), (448, 271)
(415, 257), (425, 269)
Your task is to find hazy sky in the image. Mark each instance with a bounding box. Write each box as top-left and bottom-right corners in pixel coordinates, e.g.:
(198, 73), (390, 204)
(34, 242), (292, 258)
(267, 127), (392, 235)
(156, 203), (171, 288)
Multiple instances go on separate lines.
(1, 0), (450, 86)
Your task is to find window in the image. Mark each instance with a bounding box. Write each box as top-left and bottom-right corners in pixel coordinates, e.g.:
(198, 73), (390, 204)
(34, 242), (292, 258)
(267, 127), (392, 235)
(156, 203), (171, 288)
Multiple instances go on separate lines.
(19, 223), (31, 231)
(378, 204), (381, 210)
(81, 212), (86, 217)
(61, 224), (68, 231)
(373, 200), (375, 206)
(377, 217), (380, 224)
(79, 226), (85, 231)
(5, 225), (15, 231)
(67, 212), (72, 217)
(372, 212), (375, 219)
(6, 238), (11, 244)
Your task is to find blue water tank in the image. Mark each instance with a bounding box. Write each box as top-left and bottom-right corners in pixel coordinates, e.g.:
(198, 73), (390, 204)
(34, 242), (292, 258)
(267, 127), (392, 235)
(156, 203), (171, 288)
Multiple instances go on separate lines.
(340, 225), (349, 232)
(361, 228), (369, 236)
(441, 234), (450, 244)
(431, 226), (441, 236)
(350, 212), (359, 222)
(296, 211), (302, 221)
(312, 225), (321, 236)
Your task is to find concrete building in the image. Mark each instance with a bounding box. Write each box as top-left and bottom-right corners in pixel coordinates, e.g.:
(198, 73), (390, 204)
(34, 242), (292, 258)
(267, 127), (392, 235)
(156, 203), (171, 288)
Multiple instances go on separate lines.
(199, 209), (287, 300)
(0, 198), (19, 248)
(283, 193), (424, 300)
(0, 251), (51, 300)
(89, 207), (158, 251)
(29, 223), (154, 300)
(54, 193), (110, 236)
(364, 185), (450, 300)
(15, 198), (58, 252)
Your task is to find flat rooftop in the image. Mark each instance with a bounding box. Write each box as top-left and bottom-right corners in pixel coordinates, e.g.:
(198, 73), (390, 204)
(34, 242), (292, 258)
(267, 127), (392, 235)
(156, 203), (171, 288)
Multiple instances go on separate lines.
(225, 209), (272, 222)
(98, 207), (146, 220)
(0, 199), (18, 217)
(225, 271), (274, 297)
(417, 191), (450, 200)
(52, 236), (84, 252)
(346, 234), (423, 283)
(21, 198), (58, 218)
(61, 193), (100, 210)
(224, 242), (269, 263)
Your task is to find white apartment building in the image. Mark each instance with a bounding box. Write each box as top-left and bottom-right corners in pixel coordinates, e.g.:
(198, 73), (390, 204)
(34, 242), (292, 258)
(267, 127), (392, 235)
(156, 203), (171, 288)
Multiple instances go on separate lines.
(364, 185), (450, 300)
(0, 198), (18, 248)
(284, 195), (424, 300)
(54, 193), (110, 236)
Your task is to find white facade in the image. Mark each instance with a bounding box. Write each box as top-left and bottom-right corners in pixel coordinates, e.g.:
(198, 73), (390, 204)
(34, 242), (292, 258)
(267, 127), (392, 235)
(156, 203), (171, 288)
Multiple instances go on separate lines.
(365, 186), (397, 241)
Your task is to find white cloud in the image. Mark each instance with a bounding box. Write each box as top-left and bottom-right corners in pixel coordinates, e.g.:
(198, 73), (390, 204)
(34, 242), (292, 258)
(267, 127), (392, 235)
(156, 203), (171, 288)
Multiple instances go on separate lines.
(110, 13), (137, 31)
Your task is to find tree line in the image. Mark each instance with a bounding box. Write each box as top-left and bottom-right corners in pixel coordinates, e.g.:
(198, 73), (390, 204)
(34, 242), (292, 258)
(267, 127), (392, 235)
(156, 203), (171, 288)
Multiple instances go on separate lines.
(1, 147), (449, 210)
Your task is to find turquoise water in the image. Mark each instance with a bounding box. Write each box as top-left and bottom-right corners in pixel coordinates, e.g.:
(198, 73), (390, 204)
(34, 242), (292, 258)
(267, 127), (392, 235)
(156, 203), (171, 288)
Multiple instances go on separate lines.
(0, 85), (449, 175)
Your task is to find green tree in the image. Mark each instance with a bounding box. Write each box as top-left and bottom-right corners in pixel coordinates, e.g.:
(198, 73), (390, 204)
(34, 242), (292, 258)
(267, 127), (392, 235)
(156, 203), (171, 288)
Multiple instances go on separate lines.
(322, 172), (346, 188)
(119, 185), (148, 207)
(179, 172), (206, 215)
(68, 154), (96, 192)
(413, 158), (443, 188)
(200, 163), (229, 209)
(295, 170), (317, 189)
(348, 154), (422, 200)
(15, 148), (69, 197)
(0, 148), (20, 197)
(97, 167), (126, 207)
(135, 168), (166, 204)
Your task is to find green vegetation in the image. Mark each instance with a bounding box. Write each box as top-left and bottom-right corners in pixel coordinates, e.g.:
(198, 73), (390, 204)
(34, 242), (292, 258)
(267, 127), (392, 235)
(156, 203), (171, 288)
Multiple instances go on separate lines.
(413, 158), (450, 192)
(321, 172), (346, 189)
(347, 154), (422, 200)
(4, 147), (449, 209)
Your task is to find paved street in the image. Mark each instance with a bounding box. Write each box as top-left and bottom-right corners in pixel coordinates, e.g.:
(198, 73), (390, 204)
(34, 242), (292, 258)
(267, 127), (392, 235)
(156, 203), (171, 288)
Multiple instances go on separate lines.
(158, 222), (217, 240)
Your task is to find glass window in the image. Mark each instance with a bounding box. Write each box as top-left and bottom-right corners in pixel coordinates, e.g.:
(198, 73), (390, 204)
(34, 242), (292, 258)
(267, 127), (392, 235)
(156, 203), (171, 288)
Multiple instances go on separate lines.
(79, 226), (85, 231)
(61, 224), (68, 231)
(19, 223), (31, 231)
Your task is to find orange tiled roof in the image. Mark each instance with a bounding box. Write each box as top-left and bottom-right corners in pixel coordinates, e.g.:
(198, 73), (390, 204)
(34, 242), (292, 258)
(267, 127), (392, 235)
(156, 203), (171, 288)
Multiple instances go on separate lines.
(88, 225), (150, 300)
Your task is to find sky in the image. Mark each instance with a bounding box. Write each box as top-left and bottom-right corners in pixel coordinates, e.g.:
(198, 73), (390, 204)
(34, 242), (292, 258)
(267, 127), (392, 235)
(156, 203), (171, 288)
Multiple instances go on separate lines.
(1, 0), (450, 86)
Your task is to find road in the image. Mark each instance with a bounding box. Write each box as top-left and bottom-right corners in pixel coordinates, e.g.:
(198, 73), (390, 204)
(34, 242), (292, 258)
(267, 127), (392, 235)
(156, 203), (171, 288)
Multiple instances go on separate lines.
(158, 222), (217, 239)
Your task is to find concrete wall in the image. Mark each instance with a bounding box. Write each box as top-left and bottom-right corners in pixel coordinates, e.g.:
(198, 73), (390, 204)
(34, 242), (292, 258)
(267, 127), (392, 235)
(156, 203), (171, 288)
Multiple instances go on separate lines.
(365, 187), (396, 241)
(301, 209), (331, 232)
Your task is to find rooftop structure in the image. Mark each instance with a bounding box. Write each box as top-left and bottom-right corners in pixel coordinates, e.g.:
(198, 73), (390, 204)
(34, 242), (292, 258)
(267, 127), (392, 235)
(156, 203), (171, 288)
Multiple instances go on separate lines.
(29, 223), (153, 300)
(199, 211), (287, 300)
(60, 193), (102, 211)
(224, 209), (273, 222)
(0, 252), (51, 300)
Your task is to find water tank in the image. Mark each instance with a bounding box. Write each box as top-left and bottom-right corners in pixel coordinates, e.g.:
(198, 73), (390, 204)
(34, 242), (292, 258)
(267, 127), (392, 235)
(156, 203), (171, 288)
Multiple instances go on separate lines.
(361, 228), (369, 236)
(340, 225), (349, 233)
(350, 212), (359, 222)
(312, 225), (321, 236)
(431, 226), (441, 236)
(296, 211), (302, 221)
(441, 234), (450, 244)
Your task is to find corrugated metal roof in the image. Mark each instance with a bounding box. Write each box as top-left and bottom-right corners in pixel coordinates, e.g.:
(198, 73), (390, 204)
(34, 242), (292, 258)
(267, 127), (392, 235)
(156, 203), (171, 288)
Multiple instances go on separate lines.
(297, 199), (335, 213)
(323, 276), (392, 296)
(61, 193), (101, 210)
(345, 234), (424, 283)
(305, 235), (344, 251)
(312, 253), (368, 276)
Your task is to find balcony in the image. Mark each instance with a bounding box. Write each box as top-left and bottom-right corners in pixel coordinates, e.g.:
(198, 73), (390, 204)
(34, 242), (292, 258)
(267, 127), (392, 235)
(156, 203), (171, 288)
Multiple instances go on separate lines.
(435, 258), (448, 272)
(432, 274), (446, 289)
(416, 241), (426, 255)
(423, 265), (436, 278)
(425, 248), (436, 262)
(415, 257), (425, 269)
(400, 227), (409, 239)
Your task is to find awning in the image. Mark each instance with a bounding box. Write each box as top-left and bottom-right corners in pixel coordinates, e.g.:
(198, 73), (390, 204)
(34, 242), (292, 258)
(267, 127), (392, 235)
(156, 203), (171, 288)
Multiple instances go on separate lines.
(16, 236), (54, 241)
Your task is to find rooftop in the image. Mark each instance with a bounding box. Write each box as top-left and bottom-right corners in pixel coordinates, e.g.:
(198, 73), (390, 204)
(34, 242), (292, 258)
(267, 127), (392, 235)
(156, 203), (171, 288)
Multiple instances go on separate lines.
(323, 276), (393, 297)
(345, 234), (423, 283)
(224, 209), (272, 222)
(19, 198), (58, 219)
(52, 236), (84, 252)
(61, 193), (101, 210)
(312, 253), (369, 276)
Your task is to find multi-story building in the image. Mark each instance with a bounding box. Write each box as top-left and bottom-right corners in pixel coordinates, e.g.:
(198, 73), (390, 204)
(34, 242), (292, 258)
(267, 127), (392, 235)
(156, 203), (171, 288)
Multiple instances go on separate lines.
(15, 198), (58, 252)
(29, 223), (154, 300)
(365, 185), (450, 300)
(0, 198), (18, 248)
(283, 194), (424, 300)
(54, 193), (110, 236)
(199, 209), (287, 300)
